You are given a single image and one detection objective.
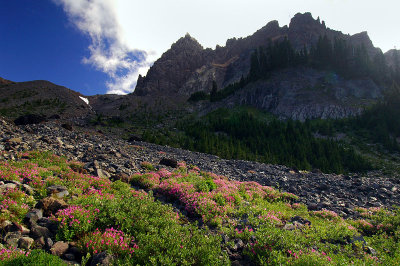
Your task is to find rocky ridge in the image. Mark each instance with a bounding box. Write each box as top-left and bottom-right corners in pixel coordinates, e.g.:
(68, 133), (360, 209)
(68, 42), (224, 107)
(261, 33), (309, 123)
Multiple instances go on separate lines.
(1, 117), (399, 221)
(2, 13), (393, 122)
(134, 12), (381, 99)
(134, 34), (214, 96)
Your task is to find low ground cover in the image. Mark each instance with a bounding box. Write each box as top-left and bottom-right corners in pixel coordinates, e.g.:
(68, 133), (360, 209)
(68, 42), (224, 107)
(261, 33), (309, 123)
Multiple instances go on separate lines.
(0, 151), (398, 265)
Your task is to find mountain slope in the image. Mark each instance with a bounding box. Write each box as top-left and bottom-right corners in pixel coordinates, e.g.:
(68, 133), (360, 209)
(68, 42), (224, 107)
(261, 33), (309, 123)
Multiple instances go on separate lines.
(0, 80), (94, 119)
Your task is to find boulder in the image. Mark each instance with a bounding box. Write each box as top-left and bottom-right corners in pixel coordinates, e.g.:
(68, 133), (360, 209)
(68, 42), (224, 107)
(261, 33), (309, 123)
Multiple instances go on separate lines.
(111, 172), (130, 183)
(34, 236), (46, 249)
(37, 218), (59, 234)
(7, 137), (22, 144)
(30, 225), (51, 239)
(1, 220), (12, 230)
(45, 237), (54, 249)
(64, 253), (76, 261)
(21, 184), (35, 195)
(91, 251), (115, 266)
(18, 237), (34, 250)
(283, 223), (296, 231)
(69, 246), (83, 261)
(5, 232), (21, 248)
(160, 158), (178, 168)
(35, 197), (68, 216)
(289, 216), (311, 226)
(1, 183), (17, 190)
(128, 135), (142, 142)
(25, 209), (43, 224)
(47, 185), (69, 199)
(50, 241), (69, 257)
(234, 239), (245, 250)
(61, 123), (73, 131)
(14, 114), (46, 126)
(2, 221), (21, 233)
(48, 114), (61, 120)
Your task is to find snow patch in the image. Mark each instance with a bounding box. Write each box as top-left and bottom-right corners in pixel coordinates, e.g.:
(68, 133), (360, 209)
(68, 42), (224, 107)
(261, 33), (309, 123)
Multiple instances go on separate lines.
(79, 96), (89, 105)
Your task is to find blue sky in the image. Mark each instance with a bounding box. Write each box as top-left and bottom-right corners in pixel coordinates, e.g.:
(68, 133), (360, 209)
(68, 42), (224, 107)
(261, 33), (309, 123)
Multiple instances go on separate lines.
(0, 0), (110, 95)
(1, 0), (399, 96)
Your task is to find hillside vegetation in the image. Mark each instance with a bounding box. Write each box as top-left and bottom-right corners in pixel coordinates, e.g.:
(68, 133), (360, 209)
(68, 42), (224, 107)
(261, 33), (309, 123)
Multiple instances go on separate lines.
(0, 151), (399, 265)
(143, 107), (371, 174)
(144, 85), (400, 175)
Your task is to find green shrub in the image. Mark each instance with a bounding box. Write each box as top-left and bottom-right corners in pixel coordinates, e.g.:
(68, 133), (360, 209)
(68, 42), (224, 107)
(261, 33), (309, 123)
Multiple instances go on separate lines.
(0, 250), (67, 266)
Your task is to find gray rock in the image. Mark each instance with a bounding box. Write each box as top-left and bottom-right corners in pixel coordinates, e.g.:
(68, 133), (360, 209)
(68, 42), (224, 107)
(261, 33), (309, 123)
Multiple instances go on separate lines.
(160, 158), (178, 168)
(90, 251), (115, 266)
(30, 225), (51, 239)
(34, 236), (46, 248)
(25, 209), (43, 224)
(307, 203), (318, 211)
(5, 232), (21, 248)
(64, 253), (76, 261)
(366, 246), (377, 255)
(1, 183), (17, 190)
(46, 237), (54, 249)
(351, 235), (367, 245)
(234, 239), (245, 250)
(50, 241), (69, 257)
(290, 216), (311, 224)
(283, 223), (296, 231)
(21, 184), (35, 195)
(47, 185), (69, 198)
(69, 246), (82, 261)
(1, 220), (12, 230)
(18, 236), (34, 250)
(36, 197), (68, 217)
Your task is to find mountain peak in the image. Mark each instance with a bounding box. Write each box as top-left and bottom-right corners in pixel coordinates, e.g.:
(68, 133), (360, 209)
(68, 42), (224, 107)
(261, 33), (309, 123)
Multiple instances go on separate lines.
(134, 33), (208, 96)
(289, 12), (326, 30)
(171, 33), (203, 51)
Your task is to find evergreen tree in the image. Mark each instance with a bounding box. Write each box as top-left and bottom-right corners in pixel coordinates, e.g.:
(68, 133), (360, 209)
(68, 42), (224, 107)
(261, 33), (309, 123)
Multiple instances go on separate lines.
(210, 80), (218, 102)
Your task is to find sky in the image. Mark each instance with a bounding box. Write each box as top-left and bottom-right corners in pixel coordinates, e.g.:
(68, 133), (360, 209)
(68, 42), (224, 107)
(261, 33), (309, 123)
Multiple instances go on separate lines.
(1, 0), (399, 96)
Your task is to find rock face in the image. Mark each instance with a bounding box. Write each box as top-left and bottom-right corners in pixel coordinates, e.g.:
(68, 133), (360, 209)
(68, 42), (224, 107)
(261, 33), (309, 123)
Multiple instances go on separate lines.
(129, 12), (386, 120)
(385, 49), (400, 68)
(288, 12), (328, 50)
(133, 12), (381, 104)
(222, 67), (382, 120)
(134, 34), (213, 96)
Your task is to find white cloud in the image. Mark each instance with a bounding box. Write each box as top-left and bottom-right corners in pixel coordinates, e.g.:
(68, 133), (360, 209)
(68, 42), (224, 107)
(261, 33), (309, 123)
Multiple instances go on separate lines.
(53, 0), (151, 94)
(54, 0), (400, 95)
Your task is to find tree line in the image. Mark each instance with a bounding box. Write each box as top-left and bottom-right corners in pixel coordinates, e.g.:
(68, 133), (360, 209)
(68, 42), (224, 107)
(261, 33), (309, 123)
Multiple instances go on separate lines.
(143, 107), (371, 174)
